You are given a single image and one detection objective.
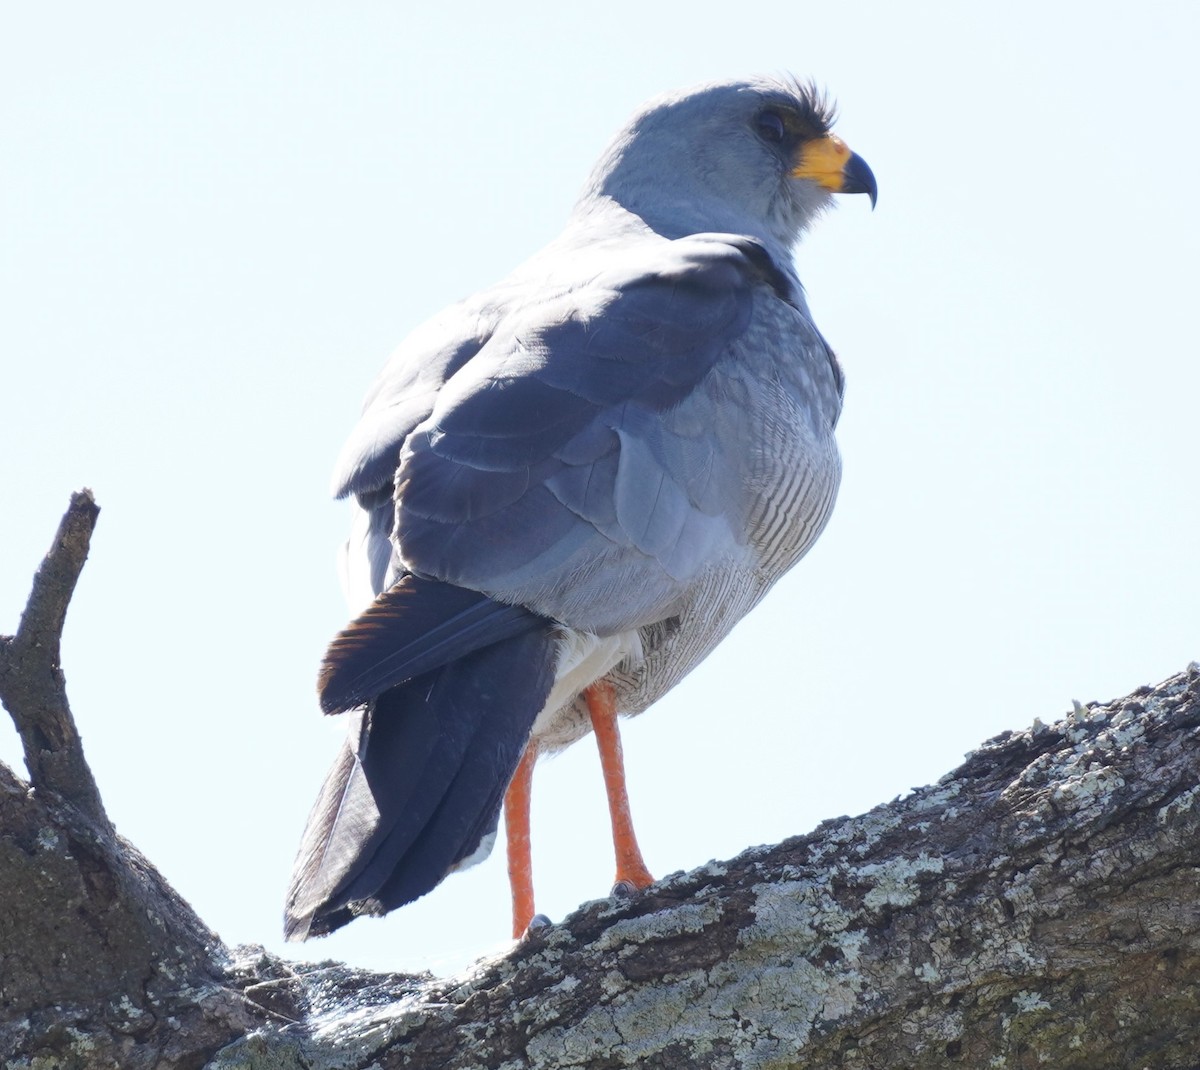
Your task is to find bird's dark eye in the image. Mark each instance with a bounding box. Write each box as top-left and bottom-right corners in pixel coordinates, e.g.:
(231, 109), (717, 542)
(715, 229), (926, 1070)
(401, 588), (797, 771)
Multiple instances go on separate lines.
(755, 110), (786, 144)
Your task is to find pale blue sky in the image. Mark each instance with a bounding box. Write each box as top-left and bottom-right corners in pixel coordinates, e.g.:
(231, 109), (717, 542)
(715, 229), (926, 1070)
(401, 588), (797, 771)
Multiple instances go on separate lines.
(2, 2), (1197, 974)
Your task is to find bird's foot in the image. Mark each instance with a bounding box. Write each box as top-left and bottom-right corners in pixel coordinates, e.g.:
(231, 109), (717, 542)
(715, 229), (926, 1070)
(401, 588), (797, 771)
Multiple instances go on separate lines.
(610, 854), (655, 898)
(522, 913), (552, 938)
(610, 876), (653, 899)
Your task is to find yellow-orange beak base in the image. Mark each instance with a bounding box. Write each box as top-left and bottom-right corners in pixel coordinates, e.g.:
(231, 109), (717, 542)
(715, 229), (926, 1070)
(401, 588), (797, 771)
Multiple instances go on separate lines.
(791, 135), (878, 208)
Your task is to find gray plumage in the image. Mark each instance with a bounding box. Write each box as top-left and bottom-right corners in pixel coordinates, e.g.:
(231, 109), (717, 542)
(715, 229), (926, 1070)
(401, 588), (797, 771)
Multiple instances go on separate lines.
(285, 75), (875, 940)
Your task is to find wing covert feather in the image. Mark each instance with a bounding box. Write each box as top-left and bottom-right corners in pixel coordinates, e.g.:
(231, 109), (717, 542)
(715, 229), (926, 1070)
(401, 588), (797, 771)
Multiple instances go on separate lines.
(391, 237), (790, 628)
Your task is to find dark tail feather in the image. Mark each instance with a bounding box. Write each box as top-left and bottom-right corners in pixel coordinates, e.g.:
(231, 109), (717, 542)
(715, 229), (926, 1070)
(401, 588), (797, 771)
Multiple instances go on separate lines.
(318, 573), (543, 715)
(284, 625), (556, 941)
(283, 711), (370, 941)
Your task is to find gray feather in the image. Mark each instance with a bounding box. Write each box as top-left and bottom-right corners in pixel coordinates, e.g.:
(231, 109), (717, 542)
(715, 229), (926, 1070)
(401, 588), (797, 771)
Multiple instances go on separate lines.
(291, 74), (874, 936)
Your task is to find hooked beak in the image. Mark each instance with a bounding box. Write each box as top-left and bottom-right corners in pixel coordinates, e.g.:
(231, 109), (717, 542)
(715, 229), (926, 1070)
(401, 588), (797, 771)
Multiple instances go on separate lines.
(791, 134), (878, 209)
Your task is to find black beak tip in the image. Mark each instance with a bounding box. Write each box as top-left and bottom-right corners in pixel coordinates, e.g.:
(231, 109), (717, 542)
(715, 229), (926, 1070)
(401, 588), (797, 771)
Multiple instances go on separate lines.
(844, 151), (878, 210)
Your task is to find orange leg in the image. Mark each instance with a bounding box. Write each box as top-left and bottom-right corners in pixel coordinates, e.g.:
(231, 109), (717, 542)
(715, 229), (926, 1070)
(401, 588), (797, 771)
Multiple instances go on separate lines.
(585, 680), (655, 891)
(504, 741), (539, 939)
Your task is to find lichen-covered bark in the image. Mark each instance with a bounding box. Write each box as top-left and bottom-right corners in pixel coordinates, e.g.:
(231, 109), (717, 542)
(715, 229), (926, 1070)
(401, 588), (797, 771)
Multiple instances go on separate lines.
(2, 497), (1199, 1069)
(0, 761), (264, 1068)
(211, 666), (1200, 1070)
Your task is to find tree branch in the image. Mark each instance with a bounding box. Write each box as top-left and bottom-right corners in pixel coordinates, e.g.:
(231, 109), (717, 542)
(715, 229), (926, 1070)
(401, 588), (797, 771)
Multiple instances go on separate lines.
(0, 493), (267, 1064)
(0, 488), (108, 828)
(2, 496), (1198, 1068)
(211, 665), (1200, 1069)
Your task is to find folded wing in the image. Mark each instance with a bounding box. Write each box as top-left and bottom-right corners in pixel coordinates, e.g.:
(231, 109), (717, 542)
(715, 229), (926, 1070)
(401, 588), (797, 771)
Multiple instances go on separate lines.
(286, 235), (814, 938)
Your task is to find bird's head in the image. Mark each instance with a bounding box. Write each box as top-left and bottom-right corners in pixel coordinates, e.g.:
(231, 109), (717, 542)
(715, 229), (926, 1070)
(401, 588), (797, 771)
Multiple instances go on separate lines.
(578, 76), (876, 251)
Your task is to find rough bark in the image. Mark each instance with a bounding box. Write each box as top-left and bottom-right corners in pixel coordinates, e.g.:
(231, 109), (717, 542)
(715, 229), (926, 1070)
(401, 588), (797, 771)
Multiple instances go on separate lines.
(1, 495), (1198, 1069)
(0, 493), (266, 1067)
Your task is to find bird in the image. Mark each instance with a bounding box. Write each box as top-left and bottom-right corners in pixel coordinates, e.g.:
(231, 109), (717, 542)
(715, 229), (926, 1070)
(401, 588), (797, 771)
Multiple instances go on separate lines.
(284, 75), (876, 943)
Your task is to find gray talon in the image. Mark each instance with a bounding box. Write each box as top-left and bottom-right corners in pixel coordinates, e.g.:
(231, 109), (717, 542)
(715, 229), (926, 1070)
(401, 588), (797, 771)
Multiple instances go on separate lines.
(525, 913), (552, 933)
(611, 880), (637, 899)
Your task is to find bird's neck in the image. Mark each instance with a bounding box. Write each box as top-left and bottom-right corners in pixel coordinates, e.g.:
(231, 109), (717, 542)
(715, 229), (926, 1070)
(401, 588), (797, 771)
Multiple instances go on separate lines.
(568, 194), (797, 268)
